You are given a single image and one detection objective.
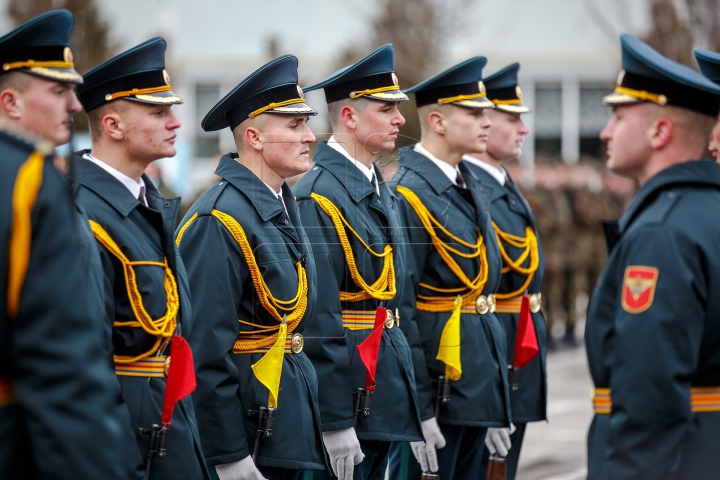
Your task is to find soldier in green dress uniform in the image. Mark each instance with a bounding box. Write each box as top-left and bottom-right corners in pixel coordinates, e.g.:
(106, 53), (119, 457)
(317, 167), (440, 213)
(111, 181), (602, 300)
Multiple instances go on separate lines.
(0, 10), (139, 479)
(293, 44), (423, 480)
(586, 34), (720, 479)
(461, 63), (547, 480)
(388, 57), (511, 480)
(75, 37), (210, 480)
(176, 55), (327, 480)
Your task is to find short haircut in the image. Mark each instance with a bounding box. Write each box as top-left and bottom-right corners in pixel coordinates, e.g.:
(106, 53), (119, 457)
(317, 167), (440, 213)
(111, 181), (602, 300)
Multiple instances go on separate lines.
(327, 97), (371, 129)
(231, 113), (272, 153)
(86, 99), (130, 142)
(646, 104), (715, 153)
(416, 103), (457, 134)
(0, 71), (32, 95)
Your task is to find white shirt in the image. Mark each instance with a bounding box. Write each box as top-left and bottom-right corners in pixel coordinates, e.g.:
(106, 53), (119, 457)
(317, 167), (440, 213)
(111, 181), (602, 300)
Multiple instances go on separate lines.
(413, 143), (461, 185)
(327, 135), (380, 195)
(83, 153), (147, 206)
(264, 182), (288, 215)
(462, 155), (507, 186)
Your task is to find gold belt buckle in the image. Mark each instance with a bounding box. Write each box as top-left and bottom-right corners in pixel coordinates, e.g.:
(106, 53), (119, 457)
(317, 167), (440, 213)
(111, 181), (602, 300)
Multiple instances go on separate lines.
(475, 294), (496, 315)
(529, 293), (542, 314)
(291, 333), (304, 354)
(384, 309), (395, 329)
(164, 356), (171, 377)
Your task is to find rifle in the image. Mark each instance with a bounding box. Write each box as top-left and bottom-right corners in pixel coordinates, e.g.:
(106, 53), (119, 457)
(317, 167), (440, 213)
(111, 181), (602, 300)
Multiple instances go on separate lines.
(247, 406), (275, 462)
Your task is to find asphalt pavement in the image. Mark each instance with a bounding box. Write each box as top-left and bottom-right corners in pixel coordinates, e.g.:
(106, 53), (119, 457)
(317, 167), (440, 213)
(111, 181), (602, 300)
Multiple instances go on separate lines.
(516, 344), (593, 480)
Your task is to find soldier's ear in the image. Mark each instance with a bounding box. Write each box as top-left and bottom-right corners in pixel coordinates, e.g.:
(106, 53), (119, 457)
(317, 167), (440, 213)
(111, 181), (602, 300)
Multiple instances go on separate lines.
(648, 116), (673, 150)
(0, 88), (22, 120)
(339, 104), (357, 131)
(244, 125), (264, 152)
(427, 109), (447, 135)
(101, 111), (125, 141)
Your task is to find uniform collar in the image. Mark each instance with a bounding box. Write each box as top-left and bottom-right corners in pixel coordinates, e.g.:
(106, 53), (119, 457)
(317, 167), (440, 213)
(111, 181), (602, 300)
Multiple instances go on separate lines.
(619, 159), (720, 232)
(414, 143), (460, 185)
(214, 153), (286, 222)
(83, 152), (147, 205)
(397, 146), (455, 196)
(462, 155), (506, 186)
(75, 150), (154, 217)
(312, 141), (378, 203)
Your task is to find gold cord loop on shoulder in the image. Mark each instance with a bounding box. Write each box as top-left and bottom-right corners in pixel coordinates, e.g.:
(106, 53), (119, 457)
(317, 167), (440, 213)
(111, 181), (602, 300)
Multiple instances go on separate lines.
(89, 220), (179, 364)
(310, 193), (396, 302)
(7, 151), (45, 319)
(396, 185), (489, 312)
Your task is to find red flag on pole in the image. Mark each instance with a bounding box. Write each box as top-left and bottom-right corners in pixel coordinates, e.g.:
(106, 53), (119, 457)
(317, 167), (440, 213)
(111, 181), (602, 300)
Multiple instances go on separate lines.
(513, 295), (539, 369)
(161, 335), (196, 426)
(356, 307), (386, 391)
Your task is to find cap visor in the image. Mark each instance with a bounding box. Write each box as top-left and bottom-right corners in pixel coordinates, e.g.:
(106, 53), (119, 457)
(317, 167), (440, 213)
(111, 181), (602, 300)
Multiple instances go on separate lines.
(454, 98), (495, 109)
(27, 67), (83, 84)
(494, 103), (530, 114)
(127, 90), (184, 105)
(266, 102), (318, 116)
(367, 90), (409, 102)
(602, 92), (643, 106)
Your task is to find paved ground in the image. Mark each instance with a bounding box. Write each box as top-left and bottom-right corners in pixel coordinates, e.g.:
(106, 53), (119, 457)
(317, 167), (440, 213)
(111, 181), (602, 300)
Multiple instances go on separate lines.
(516, 345), (593, 480)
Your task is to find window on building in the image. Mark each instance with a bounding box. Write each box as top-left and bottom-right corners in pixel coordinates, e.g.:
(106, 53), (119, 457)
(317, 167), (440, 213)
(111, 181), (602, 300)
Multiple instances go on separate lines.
(579, 85), (613, 160)
(534, 84), (562, 160)
(195, 85), (220, 158)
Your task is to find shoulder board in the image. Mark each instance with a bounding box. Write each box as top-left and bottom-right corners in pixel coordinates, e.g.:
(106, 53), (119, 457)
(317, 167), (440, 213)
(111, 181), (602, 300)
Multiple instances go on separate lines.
(292, 165), (324, 199)
(195, 180), (229, 216)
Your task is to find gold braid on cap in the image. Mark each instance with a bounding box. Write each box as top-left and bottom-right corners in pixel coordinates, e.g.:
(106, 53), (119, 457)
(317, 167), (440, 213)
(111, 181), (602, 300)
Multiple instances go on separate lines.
(105, 85), (172, 102)
(248, 98), (307, 118)
(437, 92), (488, 105)
(349, 84), (401, 99)
(2, 59), (74, 72)
(613, 85), (667, 106)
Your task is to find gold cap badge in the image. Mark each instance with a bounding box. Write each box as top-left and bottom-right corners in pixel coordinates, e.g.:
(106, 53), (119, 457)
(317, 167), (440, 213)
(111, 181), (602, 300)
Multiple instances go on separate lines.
(478, 81), (486, 94)
(163, 69), (171, 86)
(63, 46), (73, 63)
(392, 72), (399, 86)
(297, 85), (304, 99)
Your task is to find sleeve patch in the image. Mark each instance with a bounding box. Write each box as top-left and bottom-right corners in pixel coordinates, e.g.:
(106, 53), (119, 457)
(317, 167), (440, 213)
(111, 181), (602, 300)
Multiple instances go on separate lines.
(621, 266), (659, 314)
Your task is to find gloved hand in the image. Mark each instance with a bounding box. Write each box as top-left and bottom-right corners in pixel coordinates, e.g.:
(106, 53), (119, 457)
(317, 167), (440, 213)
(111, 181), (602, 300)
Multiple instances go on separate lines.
(484, 423), (516, 457)
(410, 417), (446, 473)
(322, 427), (364, 480)
(215, 455), (267, 480)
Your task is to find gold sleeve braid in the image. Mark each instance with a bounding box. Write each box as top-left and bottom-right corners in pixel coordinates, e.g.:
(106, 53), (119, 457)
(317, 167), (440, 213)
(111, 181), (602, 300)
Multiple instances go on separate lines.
(176, 210), (308, 353)
(395, 185), (489, 312)
(89, 220), (178, 364)
(7, 151), (45, 319)
(310, 193), (396, 302)
(492, 222), (539, 299)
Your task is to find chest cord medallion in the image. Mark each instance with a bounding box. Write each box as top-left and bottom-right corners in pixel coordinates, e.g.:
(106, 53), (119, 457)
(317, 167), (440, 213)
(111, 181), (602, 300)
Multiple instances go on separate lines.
(89, 220), (179, 364)
(176, 210), (308, 353)
(310, 193), (396, 301)
(492, 222), (539, 299)
(396, 186), (489, 312)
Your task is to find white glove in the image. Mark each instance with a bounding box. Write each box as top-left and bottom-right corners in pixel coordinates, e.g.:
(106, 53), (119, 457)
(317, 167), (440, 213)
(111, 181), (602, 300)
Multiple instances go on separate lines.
(322, 427), (364, 480)
(215, 455), (267, 480)
(410, 417), (446, 473)
(484, 423), (516, 457)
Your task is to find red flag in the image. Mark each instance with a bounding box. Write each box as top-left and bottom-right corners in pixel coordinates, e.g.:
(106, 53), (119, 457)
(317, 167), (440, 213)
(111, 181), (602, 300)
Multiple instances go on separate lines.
(356, 307), (386, 391)
(513, 295), (539, 368)
(162, 335), (197, 426)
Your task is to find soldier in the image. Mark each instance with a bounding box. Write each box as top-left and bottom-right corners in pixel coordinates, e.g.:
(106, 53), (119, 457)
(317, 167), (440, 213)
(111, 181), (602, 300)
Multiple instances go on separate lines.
(389, 57), (511, 480)
(694, 48), (720, 163)
(175, 56), (326, 480)
(293, 44), (423, 480)
(74, 38), (210, 479)
(462, 63), (546, 480)
(586, 34), (720, 479)
(0, 10), (137, 479)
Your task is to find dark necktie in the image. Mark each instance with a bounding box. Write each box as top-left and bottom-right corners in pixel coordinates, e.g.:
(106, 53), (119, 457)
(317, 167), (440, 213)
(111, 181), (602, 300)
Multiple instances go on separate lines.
(138, 185), (146, 206)
(455, 170), (465, 189)
(371, 172), (379, 195)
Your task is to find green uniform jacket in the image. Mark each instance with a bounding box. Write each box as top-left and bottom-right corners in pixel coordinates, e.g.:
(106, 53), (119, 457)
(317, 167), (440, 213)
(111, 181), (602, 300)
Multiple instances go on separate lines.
(586, 160), (720, 480)
(293, 141), (423, 442)
(463, 162), (547, 424)
(75, 153), (209, 480)
(0, 132), (136, 479)
(390, 146), (511, 427)
(176, 154), (326, 471)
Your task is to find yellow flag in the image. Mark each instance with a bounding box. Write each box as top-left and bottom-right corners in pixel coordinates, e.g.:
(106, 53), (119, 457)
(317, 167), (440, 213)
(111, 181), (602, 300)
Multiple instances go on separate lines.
(436, 295), (463, 381)
(251, 316), (287, 409)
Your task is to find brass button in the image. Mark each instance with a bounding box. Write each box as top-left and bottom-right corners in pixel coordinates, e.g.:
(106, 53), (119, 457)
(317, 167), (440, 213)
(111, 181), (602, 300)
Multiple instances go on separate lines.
(291, 333), (304, 354)
(384, 310), (395, 329)
(529, 293), (542, 314)
(164, 356), (171, 377)
(394, 308), (400, 327)
(476, 295), (489, 315)
(487, 294), (496, 314)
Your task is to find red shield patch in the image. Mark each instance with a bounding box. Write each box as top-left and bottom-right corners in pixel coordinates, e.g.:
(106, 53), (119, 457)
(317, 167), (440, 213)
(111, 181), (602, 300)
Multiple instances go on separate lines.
(621, 266), (659, 313)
